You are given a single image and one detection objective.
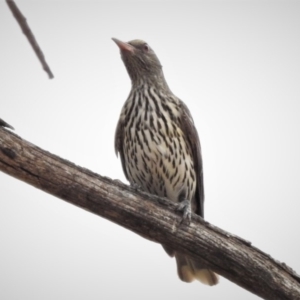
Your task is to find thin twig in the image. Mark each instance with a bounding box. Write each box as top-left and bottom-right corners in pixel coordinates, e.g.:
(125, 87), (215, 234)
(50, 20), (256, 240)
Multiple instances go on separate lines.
(6, 0), (54, 79)
(0, 118), (14, 130)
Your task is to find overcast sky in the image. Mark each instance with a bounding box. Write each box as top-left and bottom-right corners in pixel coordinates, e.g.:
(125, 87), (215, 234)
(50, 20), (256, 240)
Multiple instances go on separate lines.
(1, 1), (300, 299)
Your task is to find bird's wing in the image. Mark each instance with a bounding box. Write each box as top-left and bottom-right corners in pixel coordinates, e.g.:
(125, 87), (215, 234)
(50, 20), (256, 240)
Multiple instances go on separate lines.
(179, 100), (204, 217)
(114, 116), (129, 180)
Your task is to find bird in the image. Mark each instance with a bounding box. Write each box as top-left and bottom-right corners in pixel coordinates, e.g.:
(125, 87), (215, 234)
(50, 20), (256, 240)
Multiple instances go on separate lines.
(112, 38), (218, 286)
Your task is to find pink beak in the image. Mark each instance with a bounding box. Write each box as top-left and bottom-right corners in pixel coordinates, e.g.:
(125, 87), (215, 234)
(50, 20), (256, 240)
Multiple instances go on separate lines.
(112, 38), (135, 53)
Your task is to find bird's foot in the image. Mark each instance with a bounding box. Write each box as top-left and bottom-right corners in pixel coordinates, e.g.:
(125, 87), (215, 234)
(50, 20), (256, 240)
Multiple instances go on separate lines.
(130, 183), (157, 200)
(131, 182), (142, 191)
(176, 199), (192, 225)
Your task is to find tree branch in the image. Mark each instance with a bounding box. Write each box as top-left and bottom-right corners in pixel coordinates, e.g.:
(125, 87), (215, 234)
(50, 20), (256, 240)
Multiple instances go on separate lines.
(6, 0), (54, 79)
(0, 127), (299, 300)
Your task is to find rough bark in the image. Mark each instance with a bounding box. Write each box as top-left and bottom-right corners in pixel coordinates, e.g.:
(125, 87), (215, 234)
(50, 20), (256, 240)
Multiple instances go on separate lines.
(0, 127), (300, 300)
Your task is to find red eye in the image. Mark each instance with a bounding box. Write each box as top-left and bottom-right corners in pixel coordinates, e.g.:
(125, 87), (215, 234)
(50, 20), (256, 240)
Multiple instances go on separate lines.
(143, 44), (149, 52)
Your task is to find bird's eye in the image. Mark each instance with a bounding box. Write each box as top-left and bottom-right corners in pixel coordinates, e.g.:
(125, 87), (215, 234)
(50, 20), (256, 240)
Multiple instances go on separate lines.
(143, 44), (149, 52)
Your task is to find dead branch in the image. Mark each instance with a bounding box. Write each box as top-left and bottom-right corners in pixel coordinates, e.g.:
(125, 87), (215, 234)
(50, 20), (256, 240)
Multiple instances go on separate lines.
(0, 127), (300, 300)
(6, 0), (54, 79)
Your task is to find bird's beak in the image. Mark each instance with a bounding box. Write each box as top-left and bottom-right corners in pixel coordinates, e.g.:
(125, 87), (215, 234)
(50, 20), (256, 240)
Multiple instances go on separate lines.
(112, 38), (135, 53)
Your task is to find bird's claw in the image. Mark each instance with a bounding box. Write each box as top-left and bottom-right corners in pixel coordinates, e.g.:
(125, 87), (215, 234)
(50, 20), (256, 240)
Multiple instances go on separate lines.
(176, 199), (192, 225)
(131, 182), (142, 191)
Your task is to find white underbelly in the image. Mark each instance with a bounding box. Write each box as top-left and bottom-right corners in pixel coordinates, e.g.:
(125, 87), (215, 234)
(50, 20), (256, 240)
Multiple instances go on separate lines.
(124, 128), (196, 202)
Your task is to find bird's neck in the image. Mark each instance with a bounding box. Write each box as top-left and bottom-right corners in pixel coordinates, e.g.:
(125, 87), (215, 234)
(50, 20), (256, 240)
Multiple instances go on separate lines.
(131, 70), (171, 93)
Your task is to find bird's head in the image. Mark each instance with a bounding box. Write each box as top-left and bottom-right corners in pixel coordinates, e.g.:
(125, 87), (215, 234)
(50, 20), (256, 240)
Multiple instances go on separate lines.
(112, 38), (166, 87)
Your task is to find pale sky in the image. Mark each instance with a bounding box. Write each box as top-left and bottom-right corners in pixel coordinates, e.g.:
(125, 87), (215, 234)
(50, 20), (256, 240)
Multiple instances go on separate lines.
(1, 1), (300, 299)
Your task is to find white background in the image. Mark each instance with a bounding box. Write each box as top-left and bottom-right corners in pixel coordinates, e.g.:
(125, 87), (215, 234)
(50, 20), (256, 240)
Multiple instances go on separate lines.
(1, 1), (300, 299)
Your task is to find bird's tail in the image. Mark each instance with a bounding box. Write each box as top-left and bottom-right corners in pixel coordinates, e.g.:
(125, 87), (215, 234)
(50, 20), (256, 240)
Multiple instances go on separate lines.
(175, 254), (219, 286)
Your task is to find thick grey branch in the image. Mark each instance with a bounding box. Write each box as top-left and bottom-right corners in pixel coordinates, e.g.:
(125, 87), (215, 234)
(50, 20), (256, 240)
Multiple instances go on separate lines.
(0, 127), (300, 300)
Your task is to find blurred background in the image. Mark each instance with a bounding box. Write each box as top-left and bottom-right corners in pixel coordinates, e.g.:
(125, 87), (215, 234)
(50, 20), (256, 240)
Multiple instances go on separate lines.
(1, 1), (300, 299)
